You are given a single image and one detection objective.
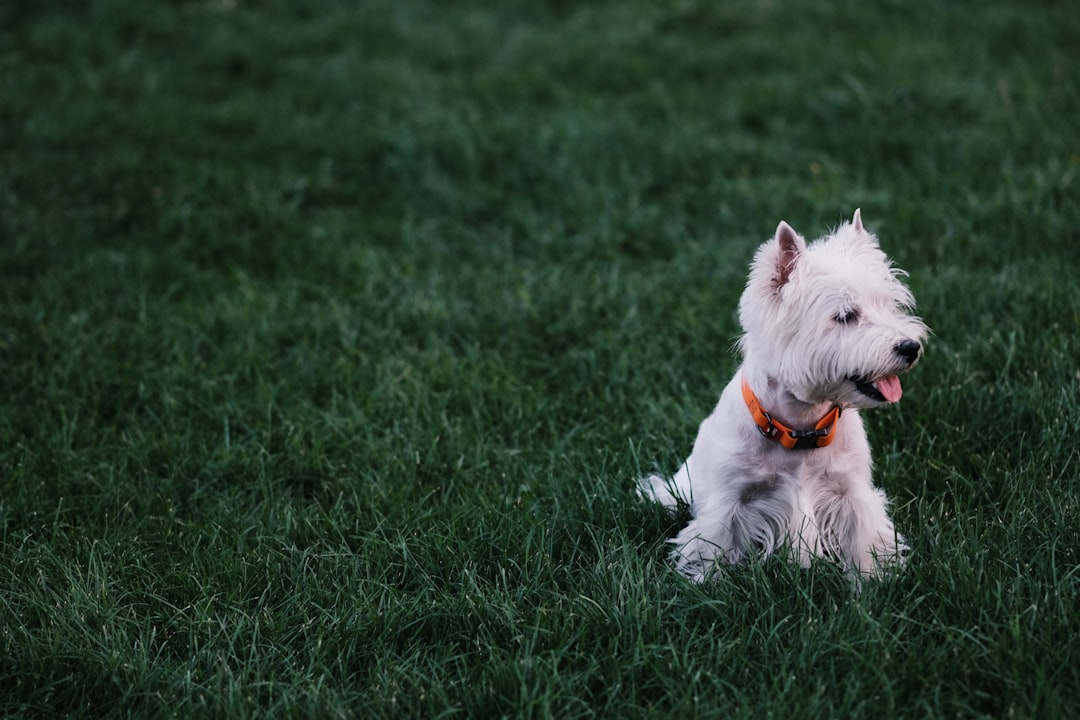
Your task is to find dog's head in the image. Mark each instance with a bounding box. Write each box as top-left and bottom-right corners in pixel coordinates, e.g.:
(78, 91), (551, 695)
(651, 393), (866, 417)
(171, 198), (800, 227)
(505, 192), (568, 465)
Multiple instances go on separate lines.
(738, 209), (928, 409)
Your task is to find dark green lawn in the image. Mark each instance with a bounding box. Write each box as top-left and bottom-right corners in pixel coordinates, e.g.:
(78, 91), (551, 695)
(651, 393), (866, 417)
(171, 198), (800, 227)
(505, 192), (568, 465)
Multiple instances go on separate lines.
(2, 1), (1078, 717)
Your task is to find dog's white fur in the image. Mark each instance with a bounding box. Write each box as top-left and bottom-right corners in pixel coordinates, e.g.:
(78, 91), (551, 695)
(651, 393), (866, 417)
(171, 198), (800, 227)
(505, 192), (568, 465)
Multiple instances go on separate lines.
(641, 210), (927, 581)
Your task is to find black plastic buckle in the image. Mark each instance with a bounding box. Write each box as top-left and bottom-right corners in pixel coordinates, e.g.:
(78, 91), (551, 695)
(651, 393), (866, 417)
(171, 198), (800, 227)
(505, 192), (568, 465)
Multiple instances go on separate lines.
(788, 427), (829, 450)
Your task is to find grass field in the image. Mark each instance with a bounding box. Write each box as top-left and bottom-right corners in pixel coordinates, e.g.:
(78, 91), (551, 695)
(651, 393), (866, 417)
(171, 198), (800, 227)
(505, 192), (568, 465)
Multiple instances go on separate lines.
(2, 0), (1079, 717)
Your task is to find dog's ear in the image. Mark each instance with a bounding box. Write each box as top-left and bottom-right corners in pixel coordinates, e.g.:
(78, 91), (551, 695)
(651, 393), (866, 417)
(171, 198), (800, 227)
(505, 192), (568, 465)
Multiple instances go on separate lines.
(775, 221), (802, 288)
(852, 208), (864, 233)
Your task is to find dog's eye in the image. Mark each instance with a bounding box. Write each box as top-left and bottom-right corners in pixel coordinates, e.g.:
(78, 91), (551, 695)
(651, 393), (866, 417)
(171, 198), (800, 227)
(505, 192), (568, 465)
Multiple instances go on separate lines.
(834, 308), (860, 325)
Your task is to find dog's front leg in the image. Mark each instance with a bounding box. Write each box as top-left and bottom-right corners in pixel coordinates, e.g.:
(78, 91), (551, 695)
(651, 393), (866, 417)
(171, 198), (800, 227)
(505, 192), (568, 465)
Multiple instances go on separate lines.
(812, 477), (907, 576)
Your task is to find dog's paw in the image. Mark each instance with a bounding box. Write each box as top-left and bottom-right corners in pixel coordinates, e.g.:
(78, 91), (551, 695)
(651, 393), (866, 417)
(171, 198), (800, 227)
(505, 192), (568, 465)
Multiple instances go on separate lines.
(637, 473), (685, 509)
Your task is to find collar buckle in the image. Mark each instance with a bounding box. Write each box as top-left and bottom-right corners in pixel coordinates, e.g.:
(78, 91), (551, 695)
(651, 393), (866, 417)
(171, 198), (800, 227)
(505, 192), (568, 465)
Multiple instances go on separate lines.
(787, 426), (832, 450)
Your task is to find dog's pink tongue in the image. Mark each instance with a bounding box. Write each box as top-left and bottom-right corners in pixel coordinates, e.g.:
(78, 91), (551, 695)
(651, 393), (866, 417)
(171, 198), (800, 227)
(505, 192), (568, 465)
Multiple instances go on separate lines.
(875, 375), (903, 403)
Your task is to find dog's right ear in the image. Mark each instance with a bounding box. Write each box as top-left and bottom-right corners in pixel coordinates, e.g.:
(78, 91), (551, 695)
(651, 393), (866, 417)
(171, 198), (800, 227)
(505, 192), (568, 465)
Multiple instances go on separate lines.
(774, 221), (803, 289)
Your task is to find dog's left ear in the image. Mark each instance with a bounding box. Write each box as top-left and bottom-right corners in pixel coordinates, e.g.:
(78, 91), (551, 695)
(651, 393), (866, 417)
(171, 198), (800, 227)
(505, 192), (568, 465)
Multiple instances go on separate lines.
(774, 221), (803, 289)
(852, 208), (864, 233)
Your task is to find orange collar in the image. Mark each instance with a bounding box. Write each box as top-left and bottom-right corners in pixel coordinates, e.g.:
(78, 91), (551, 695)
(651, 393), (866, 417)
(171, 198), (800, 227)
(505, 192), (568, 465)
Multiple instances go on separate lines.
(741, 378), (841, 450)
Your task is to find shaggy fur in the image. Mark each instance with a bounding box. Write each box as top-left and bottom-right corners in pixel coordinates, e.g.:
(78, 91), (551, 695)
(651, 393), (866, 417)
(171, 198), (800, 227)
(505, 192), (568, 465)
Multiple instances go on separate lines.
(641, 210), (927, 581)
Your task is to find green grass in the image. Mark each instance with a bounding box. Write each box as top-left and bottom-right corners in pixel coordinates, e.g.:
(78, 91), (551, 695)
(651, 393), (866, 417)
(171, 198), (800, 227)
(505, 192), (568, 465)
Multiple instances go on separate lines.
(1, 0), (1078, 717)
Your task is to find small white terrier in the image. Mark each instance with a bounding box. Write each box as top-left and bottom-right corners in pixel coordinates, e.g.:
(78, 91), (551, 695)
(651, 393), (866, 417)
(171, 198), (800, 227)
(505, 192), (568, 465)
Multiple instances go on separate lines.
(641, 210), (927, 581)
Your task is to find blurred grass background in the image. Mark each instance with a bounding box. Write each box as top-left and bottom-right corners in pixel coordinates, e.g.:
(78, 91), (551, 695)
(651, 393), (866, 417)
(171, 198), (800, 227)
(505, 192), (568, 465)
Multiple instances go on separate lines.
(1, 1), (1078, 717)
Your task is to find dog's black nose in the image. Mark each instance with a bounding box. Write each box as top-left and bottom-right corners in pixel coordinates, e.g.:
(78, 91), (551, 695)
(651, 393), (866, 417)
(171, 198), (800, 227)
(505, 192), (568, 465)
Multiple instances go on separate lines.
(895, 339), (922, 364)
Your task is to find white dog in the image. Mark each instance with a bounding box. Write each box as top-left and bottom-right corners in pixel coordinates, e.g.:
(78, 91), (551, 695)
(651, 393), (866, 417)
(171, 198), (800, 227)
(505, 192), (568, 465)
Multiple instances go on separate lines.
(641, 210), (927, 581)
